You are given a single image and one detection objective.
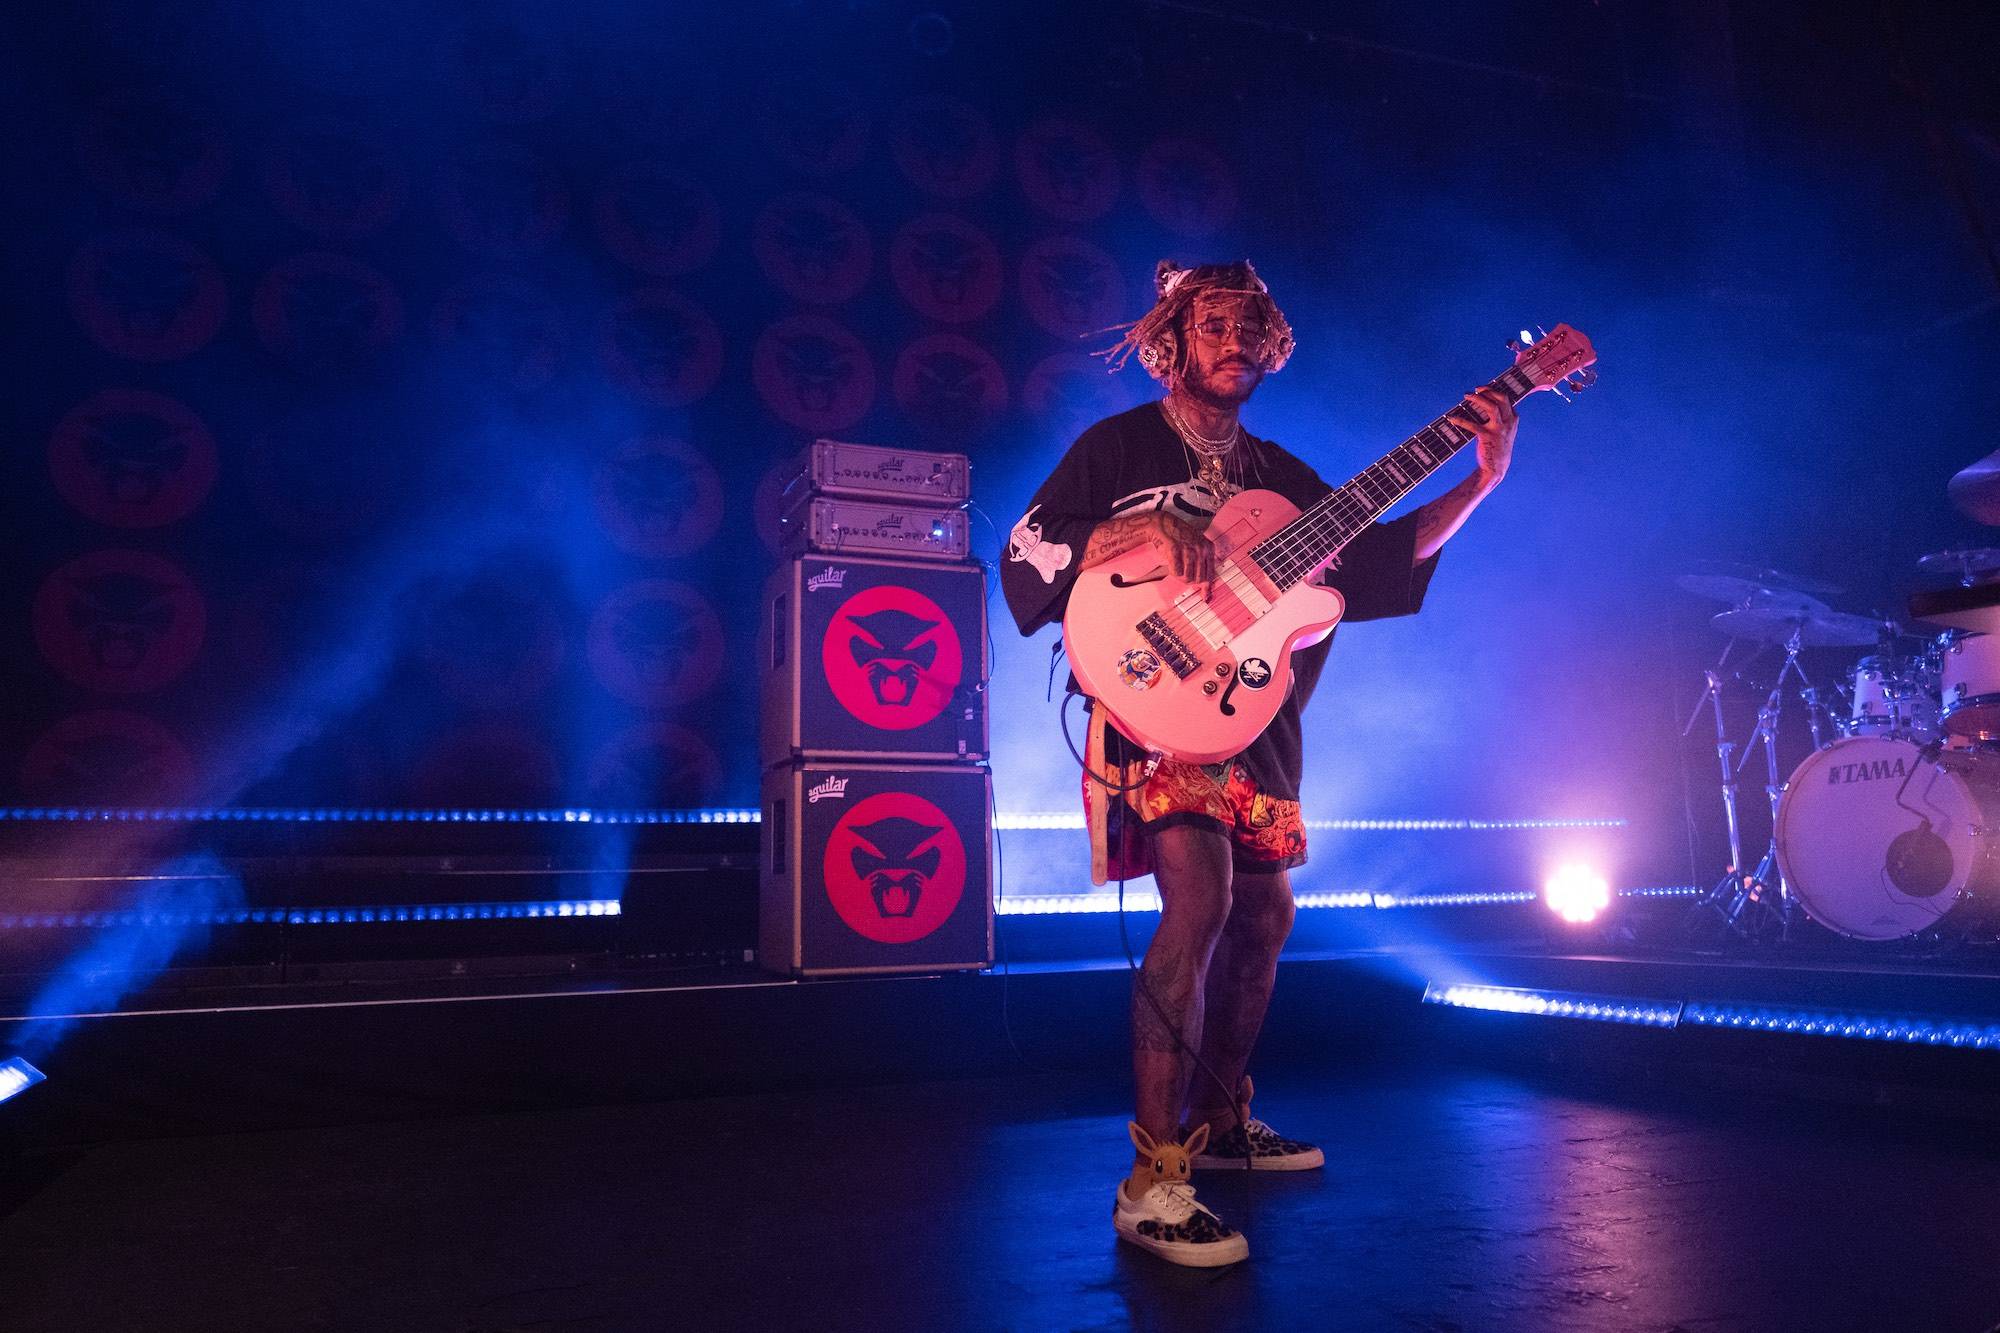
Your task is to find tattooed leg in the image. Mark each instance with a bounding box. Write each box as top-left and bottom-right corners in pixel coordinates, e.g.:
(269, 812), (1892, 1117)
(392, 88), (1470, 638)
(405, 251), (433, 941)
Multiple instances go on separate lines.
(1188, 867), (1296, 1132)
(1132, 823), (1233, 1157)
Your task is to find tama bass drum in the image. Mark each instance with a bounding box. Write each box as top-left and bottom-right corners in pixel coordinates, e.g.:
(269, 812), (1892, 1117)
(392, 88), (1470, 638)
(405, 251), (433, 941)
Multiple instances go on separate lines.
(1774, 736), (2000, 940)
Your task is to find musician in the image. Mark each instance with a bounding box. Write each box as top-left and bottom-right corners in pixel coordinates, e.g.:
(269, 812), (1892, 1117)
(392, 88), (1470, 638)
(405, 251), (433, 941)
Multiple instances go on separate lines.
(1001, 260), (1518, 1268)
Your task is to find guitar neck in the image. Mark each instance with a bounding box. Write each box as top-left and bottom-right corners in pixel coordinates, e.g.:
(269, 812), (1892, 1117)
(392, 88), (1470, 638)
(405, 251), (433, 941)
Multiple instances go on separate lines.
(1250, 364), (1537, 590)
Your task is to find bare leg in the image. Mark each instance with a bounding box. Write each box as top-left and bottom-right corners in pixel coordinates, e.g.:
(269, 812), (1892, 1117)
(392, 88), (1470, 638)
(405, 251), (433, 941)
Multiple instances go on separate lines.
(1188, 866), (1296, 1133)
(1131, 824), (1233, 1159)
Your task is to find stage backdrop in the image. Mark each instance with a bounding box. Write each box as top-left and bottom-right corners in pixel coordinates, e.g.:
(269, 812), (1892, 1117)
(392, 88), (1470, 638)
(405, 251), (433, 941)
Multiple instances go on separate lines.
(3, 2), (1996, 895)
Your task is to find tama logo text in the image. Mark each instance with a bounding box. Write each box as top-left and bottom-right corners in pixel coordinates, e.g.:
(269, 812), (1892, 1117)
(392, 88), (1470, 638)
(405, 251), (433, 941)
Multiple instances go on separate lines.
(1826, 757), (1911, 785)
(807, 566), (846, 593)
(807, 775), (849, 803)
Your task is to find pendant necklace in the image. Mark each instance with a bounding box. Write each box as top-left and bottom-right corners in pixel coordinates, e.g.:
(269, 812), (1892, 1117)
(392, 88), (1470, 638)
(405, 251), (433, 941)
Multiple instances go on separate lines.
(1161, 398), (1242, 502)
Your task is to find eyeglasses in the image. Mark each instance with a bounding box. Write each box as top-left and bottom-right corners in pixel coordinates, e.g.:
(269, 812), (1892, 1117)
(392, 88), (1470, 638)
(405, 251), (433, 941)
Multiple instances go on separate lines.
(1189, 316), (1270, 350)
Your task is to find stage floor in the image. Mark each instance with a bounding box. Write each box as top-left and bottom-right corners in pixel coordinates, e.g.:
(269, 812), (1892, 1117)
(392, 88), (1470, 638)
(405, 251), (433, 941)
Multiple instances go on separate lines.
(4, 1058), (1998, 1332)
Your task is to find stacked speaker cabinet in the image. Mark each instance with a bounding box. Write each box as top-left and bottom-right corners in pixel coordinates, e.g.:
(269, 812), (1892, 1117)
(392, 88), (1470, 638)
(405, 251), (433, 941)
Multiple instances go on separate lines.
(760, 442), (993, 977)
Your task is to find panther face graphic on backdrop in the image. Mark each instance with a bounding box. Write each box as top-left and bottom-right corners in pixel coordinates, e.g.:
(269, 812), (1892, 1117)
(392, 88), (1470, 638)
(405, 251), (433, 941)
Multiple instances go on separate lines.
(889, 214), (1002, 324)
(594, 163), (720, 277)
(1018, 235), (1125, 340)
(439, 142), (570, 255)
(49, 388), (217, 528)
(265, 118), (408, 239)
(602, 289), (724, 406)
(1024, 351), (1137, 438)
(892, 333), (1006, 440)
(68, 230), (227, 361)
(588, 722), (724, 808)
(431, 274), (567, 391)
(752, 193), (872, 305)
(19, 712), (197, 805)
(820, 585), (963, 730)
(1137, 137), (1239, 237)
(822, 792), (968, 944)
(254, 253), (404, 369)
(76, 89), (230, 214)
(752, 314), (875, 432)
(33, 550), (206, 694)
(890, 96), (998, 199)
(1015, 119), (1120, 222)
(591, 437), (724, 559)
(587, 580), (725, 707)
(761, 78), (870, 177)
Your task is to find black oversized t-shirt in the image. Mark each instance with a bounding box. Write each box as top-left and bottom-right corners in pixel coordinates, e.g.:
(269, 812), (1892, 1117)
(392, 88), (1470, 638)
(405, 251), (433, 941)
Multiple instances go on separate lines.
(1002, 401), (1439, 800)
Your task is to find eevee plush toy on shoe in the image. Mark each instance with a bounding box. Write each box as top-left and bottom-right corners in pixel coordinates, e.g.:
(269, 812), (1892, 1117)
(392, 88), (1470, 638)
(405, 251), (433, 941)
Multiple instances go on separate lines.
(1124, 1121), (1208, 1202)
(1114, 1121), (1247, 1266)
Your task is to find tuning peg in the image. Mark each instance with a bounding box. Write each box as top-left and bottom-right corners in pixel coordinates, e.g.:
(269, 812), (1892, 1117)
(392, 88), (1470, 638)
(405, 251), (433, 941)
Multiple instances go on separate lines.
(1549, 383), (1572, 403)
(1535, 324), (1549, 339)
(1567, 367), (1597, 390)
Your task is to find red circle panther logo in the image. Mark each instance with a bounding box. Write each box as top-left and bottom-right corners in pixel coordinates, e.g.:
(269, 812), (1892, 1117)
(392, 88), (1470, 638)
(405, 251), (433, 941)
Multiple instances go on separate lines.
(820, 585), (962, 731)
(822, 791), (967, 944)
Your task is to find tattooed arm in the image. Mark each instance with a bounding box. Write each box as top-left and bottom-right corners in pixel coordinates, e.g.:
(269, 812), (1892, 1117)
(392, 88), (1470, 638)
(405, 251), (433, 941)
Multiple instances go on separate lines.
(1084, 512), (1215, 586)
(1410, 386), (1517, 565)
(1411, 470), (1503, 564)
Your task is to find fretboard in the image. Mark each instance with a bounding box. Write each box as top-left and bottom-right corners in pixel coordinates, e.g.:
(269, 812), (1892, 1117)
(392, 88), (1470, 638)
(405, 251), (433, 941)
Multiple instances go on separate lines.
(1250, 364), (1536, 590)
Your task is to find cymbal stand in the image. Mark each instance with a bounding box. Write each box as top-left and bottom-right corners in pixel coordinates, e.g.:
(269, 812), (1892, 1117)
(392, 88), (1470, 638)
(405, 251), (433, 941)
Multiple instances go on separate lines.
(1682, 640), (1766, 938)
(1732, 626), (1815, 939)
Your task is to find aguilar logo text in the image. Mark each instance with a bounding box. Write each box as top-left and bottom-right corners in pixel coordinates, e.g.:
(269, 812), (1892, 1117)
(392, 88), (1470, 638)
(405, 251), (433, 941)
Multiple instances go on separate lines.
(807, 565), (847, 593)
(808, 774), (849, 803)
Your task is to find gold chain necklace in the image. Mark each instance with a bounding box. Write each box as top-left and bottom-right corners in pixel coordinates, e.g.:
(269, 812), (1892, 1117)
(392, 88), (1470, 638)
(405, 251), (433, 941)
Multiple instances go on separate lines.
(1160, 399), (1242, 501)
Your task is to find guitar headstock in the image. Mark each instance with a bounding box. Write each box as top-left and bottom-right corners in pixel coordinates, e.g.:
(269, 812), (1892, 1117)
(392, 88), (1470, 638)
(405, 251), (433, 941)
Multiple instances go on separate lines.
(1509, 323), (1598, 397)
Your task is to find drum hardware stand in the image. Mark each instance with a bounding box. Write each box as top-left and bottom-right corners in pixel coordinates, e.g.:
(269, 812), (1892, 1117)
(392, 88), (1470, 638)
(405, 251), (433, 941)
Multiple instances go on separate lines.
(1686, 632), (1819, 940)
(1682, 645), (1770, 939)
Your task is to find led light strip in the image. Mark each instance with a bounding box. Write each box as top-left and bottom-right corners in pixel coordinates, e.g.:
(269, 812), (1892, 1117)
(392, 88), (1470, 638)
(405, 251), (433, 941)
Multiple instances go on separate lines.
(0, 1057), (47, 1106)
(0, 807), (1623, 831)
(0, 807), (760, 825)
(992, 814), (1627, 832)
(996, 886), (1698, 916)
(1423, 982), (2000, 1052)
(1422, 981), (1681, 1027)
(1681, 1002), (2000, 1049)
(0, 899), (622, 929)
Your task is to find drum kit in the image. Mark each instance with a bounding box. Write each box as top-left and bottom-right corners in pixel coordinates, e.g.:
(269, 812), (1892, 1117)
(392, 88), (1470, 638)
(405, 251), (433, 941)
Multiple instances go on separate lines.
(1680, 550), (2000, 944)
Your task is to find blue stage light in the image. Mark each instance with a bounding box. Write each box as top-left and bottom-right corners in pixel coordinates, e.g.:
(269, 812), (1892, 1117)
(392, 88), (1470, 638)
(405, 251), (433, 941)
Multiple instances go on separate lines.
(1681, 1002), (2000, 1050)
(1421, 982), (1680, 1027)
(0, 1057), (47, 1106)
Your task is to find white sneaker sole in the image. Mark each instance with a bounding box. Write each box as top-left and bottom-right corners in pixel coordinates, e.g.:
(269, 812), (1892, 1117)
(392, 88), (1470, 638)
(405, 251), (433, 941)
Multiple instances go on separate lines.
(1113, 1209), (1249, 1267)
(1193, 1145), (1325, 1172)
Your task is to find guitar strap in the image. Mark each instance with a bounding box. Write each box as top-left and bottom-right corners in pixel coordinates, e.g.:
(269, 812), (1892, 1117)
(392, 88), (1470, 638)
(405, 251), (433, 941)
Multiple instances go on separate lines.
(1086, 702), (1112, 886)
(1086, 700), (1156, 886)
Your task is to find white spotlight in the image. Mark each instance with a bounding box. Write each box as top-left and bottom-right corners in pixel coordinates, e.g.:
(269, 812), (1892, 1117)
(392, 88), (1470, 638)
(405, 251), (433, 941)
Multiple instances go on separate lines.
(1543, 863), (1611, 924)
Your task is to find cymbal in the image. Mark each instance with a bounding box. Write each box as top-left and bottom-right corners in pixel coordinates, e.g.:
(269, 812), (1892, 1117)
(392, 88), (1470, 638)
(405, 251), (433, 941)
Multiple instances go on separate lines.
(1950, 449), (2000, 524)
(1677, 562), (1842, 599)
(1916, 548), (2000, 583)
(1710, 605), (1894, 648)
(1675, 576), (1828, 614)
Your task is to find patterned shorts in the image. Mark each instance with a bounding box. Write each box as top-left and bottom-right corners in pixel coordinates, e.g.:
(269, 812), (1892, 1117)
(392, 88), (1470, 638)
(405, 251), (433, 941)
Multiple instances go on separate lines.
(1085, 757), (1308, 876)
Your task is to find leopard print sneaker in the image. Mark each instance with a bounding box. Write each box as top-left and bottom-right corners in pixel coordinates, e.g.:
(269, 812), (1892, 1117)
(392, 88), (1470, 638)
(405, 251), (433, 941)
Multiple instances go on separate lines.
(1192, 1115), (1325, 1171)
(1112, 1179), (1249, 1267)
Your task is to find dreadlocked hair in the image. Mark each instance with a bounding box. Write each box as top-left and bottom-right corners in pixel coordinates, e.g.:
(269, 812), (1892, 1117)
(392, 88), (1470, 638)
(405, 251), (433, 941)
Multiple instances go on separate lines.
(1094, 259), (1295, 386)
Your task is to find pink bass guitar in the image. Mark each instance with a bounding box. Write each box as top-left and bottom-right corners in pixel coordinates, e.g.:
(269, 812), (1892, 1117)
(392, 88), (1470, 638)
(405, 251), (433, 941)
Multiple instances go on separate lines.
(1063, 324), (1598, 764)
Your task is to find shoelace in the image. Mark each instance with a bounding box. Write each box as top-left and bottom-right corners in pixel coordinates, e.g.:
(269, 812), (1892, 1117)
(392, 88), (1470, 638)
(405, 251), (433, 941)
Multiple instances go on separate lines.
(1153, 1181), (1209, 1221)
